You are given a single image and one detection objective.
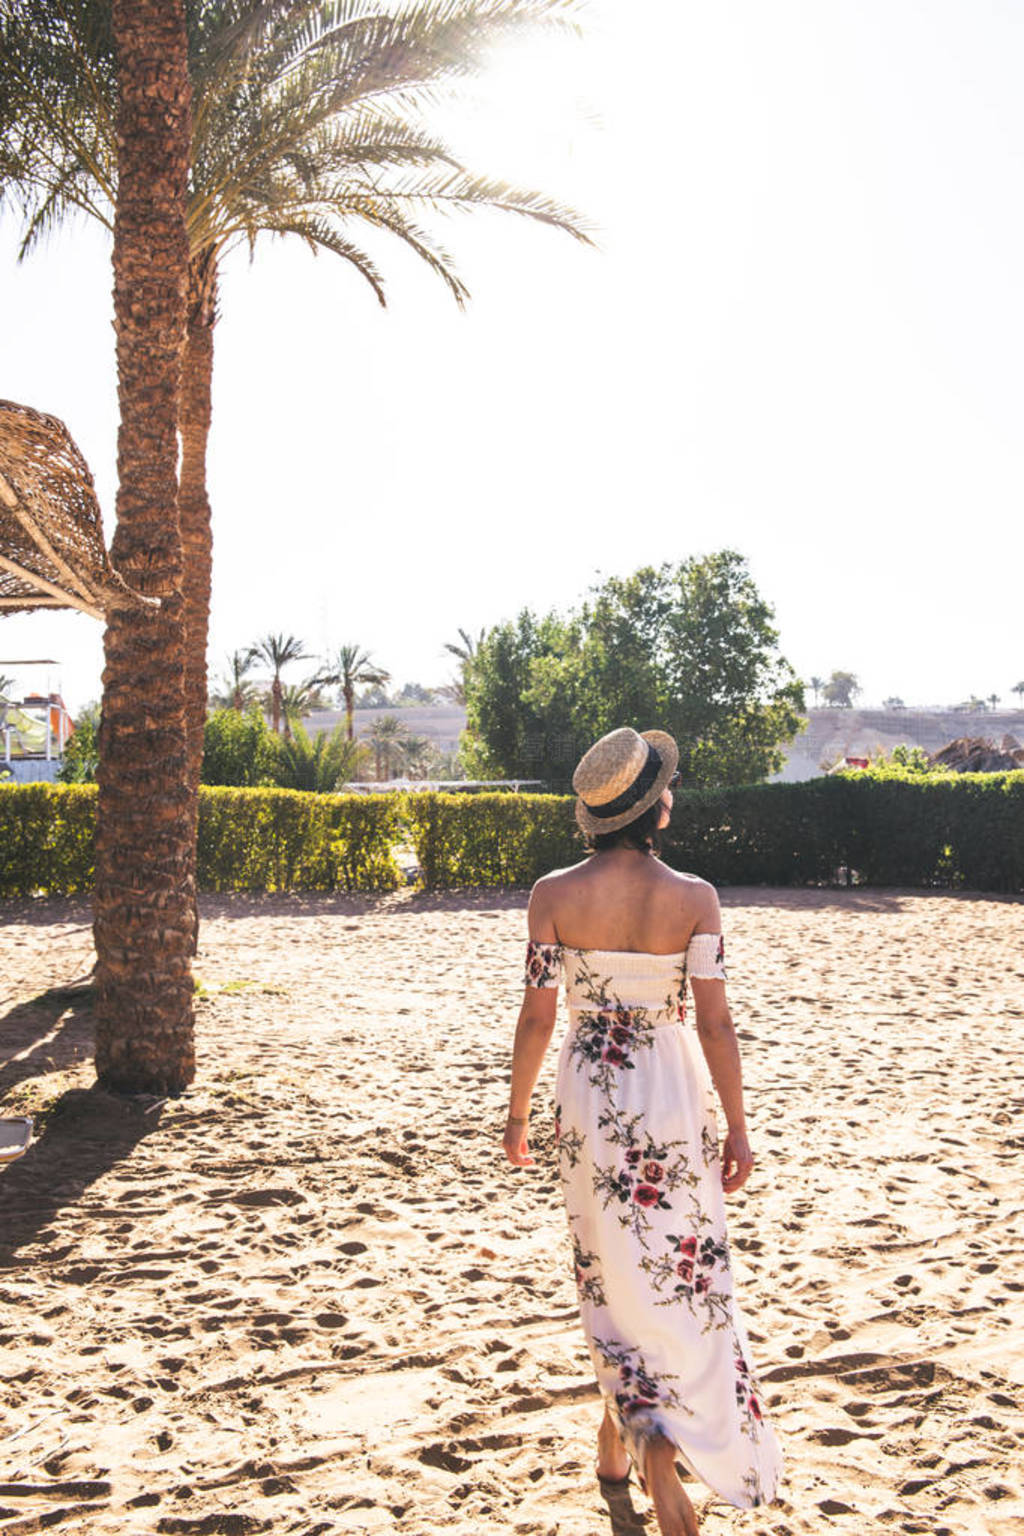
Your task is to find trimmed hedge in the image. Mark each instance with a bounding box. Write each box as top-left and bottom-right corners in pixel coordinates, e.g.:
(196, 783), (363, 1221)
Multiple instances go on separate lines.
(0, 782), (98, 897)
(0, 784), (402, 897)
(404, 791), (579, 888)
(198, 788), (402, 892)
(661, 772), (1024, 891)
(2, 772), (1023, 898)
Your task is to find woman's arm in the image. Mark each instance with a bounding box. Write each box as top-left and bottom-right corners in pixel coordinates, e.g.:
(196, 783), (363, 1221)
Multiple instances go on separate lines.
(691, 979), (753, 1191)
(690, 886), (754, 1193)
(504, 880), (559, 1168)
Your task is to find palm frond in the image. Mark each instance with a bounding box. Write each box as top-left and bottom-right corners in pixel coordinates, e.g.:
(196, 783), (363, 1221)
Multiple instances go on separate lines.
(4, 0), (592, 319)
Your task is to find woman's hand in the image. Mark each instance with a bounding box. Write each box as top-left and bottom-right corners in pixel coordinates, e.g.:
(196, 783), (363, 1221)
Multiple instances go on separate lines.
(721, 1127), (754, 1192)
(504, 1114), (534, 1168)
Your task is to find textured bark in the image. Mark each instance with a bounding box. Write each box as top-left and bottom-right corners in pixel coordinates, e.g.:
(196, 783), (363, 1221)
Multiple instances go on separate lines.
(94, 0), (195, 1095)
(179, 253), (217, 953)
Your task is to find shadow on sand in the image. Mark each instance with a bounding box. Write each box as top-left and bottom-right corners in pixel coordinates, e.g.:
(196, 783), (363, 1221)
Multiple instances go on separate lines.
(598, 1477), (651, 1533)
(0, 1084), (164, 1260)
(0, 981), (94, 1101)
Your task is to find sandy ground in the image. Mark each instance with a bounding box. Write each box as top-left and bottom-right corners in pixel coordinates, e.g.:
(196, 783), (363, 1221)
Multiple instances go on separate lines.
(1, 887), (1023, 1536)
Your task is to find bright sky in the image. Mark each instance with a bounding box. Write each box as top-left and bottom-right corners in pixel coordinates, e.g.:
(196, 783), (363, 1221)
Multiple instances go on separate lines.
(2, 0), (1023, 714)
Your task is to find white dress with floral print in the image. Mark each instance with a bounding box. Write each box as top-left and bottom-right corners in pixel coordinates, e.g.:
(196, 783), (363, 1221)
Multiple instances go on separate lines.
(525, 936), (782, 1508)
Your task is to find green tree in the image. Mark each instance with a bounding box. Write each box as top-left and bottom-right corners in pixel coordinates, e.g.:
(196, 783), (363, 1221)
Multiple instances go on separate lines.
(822, 670), (861, 708)
(317, 644), (391, 740)
(252, 632), (308, 734)
(882, 696), (905, 710)
(1014, 681), (1024, 707)
(988, 692), (1000, 711)
(56, 700), (100, 782)
(461, 609), (580, 782)
(808, 675), (824, 705)
(272, 722), (368, 793)
(0, 0), (588, 864)
(464, 552), (804, 789)
(393, 681), (438, 706)
(201, 706), (278, 786)
(0, 673), (15, 698)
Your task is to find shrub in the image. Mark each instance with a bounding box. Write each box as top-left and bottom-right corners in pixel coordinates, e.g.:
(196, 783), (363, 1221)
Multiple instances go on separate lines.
(1, 774), (1021, 898)
(269, 723), (369, 792)
(57, 703), (100, 782)
(0, 782), (97, 895)
(663, 780), (841, 886)
(405, 792), (579, 888)
(197, 788), (402, 892)
(0, 784), (402, 896)
(202, 708), (279, 786)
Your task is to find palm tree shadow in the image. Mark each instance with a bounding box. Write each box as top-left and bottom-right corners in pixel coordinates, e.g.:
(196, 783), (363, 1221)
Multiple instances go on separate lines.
(0, 981), (94, 1100)
(598, 1479), (650, 1534)
(0, 1084), (163, 1261)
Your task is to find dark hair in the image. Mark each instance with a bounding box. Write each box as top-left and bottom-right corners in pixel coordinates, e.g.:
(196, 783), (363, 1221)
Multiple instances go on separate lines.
(587, 798), (664, 856)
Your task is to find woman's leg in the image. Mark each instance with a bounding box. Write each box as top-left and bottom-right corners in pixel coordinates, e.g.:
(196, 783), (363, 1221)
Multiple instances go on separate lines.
(645, 1435), (699, 1536)
(596, 1403), (630, 1482)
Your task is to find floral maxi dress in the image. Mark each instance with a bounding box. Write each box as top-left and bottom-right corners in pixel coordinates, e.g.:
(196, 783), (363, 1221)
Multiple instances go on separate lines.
(525, 936), (783, 1509)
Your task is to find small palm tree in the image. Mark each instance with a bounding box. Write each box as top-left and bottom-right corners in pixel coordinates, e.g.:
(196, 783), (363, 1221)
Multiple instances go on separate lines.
(209, 648), (259, 711)
(808, 675), (824, 706)
(988, 693), (1000, 712)
(362, 713), (409, 780)
(441, 626), (485, 705)
(1014, 681), (1024, 708)
(0, 673), (16, 700)
(397, 731), (433, 778)
(273, 723), (368, 793)
(252, 633), (309, 734)
(280, 674), (328, 741)
(317, 645), (391, 740)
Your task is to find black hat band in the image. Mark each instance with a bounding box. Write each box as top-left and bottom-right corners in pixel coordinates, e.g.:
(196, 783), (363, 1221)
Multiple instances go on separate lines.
(583, 742), (662, 820)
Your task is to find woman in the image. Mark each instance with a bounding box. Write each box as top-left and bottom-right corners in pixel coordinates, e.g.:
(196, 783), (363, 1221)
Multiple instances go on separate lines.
(504, 727), (782, 1536)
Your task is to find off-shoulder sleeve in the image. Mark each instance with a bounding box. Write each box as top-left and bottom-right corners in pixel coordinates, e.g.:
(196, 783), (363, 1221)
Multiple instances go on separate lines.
(524, 939), (563, 988)
(686, 932), (726, 980)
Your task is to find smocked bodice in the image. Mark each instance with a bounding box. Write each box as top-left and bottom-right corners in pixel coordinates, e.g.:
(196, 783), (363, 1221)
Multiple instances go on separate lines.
(524, 935), (726, 1028)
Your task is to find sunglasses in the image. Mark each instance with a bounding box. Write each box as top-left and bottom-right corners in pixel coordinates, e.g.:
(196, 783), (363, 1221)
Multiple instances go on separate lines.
(668, 771), (681, 788)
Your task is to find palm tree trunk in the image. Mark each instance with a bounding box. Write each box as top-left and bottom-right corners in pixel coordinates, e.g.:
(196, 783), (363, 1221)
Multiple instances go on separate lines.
(94, 0), (195, 1095)
(180, 256), (216, 780)
(272, 676), (282, 734)
(179, 254), (217, 955)
(344, 683), (354, 740)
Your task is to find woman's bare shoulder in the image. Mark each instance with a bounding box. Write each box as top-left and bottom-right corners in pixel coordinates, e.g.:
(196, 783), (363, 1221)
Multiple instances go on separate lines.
(527, 860), (591, 941)
(531, 858), (592, 892)
(662, 867), (721, 928)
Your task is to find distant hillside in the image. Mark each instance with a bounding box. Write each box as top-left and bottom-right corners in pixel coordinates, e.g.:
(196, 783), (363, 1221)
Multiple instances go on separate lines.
(301, 703), (1024, 784)
(773, 708), (1024, 782)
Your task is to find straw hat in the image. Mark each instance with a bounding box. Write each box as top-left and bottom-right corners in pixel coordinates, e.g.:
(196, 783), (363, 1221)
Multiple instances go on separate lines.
(573, 727), (679, 836)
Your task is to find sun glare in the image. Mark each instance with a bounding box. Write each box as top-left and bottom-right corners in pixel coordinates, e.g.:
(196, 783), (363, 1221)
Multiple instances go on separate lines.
(439, 25), (603, 205)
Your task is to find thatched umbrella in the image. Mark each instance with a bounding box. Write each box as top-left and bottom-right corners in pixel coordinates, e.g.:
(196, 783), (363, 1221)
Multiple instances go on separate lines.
(0, 399), (152, 619)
